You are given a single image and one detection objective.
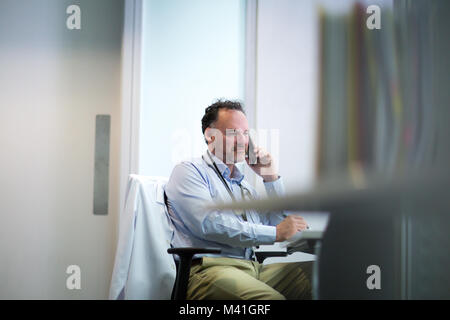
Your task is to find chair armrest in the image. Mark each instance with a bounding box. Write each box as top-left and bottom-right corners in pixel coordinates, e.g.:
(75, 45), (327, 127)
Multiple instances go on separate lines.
(286, 239), (319, 255)
(167, 247), (222, 256)
(254, 251), (288, 264)
(167, 247), (221, 300)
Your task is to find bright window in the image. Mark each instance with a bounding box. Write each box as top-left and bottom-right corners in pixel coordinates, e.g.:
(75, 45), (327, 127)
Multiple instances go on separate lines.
(139, 0), (246, 177)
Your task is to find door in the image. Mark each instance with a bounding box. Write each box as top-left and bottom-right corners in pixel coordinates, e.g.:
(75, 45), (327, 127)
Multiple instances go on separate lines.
(0, 0), (124, 299)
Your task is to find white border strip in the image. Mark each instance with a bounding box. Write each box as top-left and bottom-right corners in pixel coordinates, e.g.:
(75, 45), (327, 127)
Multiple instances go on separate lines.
(120, 0), (143, 216)
(245, 0), (258, 129)
(244, 0), (258, 187)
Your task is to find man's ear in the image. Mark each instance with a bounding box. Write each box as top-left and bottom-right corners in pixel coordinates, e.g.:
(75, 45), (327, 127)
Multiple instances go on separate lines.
(204, 128), (216, 144)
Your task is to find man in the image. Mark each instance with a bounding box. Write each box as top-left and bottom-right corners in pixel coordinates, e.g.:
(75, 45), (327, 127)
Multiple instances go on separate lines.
(165, 99), (312, 300)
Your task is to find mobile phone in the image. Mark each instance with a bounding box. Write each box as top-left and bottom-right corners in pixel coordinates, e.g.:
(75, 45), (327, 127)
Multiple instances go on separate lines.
(246, 136), (258, 165)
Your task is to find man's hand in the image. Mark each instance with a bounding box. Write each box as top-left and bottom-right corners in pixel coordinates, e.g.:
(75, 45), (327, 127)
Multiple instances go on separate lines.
(246, 146), (278, 182)
(275, 215), (308, 242)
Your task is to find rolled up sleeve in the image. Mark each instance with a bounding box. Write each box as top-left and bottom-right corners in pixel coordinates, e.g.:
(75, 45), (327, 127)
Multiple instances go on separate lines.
(257, 176), (288, 226)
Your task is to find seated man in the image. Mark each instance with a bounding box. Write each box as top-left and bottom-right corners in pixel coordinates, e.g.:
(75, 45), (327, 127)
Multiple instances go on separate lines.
(165, 99), (312, 300)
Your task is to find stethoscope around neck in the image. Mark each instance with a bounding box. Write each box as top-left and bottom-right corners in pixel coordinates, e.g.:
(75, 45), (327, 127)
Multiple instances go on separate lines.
(203, 150), (253, 221)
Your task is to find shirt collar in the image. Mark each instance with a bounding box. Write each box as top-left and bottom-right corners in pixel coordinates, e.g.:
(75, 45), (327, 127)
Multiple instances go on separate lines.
(204, 150), (245, 184)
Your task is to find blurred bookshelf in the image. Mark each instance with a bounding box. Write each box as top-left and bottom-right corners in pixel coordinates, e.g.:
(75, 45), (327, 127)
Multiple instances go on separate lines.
(316, 1), (450, 180)
(313, 0), (450, 299)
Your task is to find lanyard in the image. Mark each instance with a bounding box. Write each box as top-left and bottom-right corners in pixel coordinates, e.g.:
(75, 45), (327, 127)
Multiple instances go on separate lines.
(205, 151), (251, 221)
(204, 150), (259, 261)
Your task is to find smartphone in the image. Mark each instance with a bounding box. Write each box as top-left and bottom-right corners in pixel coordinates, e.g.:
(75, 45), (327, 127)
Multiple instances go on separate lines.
(246, 136), (258, 165)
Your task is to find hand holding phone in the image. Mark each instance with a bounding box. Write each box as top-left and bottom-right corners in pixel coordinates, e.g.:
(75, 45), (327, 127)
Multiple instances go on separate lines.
(245, 136), (278, 181)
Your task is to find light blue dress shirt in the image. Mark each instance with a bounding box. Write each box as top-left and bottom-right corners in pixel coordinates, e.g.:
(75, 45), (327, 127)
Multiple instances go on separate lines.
(165, 151), (288, 260)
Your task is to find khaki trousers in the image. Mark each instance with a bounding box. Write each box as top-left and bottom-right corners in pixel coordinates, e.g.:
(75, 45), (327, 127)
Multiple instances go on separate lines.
(187, 257), (313, 300)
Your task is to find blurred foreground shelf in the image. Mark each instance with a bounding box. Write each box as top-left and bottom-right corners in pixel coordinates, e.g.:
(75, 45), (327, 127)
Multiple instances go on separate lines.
(212, 168), (450, 216)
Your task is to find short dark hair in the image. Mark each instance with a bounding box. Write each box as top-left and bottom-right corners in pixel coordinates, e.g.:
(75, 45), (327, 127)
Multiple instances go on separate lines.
(201, 99), (246, 135)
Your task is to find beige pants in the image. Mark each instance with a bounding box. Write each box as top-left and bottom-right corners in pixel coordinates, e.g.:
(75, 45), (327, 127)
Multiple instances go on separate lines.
(187, 257), (313, 300)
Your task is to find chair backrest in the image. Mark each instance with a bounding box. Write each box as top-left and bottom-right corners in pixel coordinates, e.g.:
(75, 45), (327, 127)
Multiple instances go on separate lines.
(109, 175), (177, 299)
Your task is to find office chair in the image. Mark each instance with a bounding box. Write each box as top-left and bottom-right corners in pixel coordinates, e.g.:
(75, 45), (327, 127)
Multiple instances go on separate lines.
(164, 191), (319, 300)
(163, 191), (311, 300)
(167, 247), (317, 300)
(167, 247), (220, 300)
(109, 174), (319, 300)
(167, 247), (297, 299)
(162, 190), (220, 300)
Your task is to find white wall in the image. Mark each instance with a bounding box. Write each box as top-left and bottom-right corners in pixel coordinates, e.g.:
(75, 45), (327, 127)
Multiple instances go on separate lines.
(138, 0), (320, 193)
(254, 0), (319, 194)
(0, 0), (124, 299)
(138, 0), (246, 177)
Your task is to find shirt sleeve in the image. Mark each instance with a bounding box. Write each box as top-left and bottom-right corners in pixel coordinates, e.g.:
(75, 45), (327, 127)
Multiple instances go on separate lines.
(257, 176), (288, 226)
(165, 162), (276, 248)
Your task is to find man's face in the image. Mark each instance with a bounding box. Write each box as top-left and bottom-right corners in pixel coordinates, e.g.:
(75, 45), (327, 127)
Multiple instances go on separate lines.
(209, 109), (249, 164)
